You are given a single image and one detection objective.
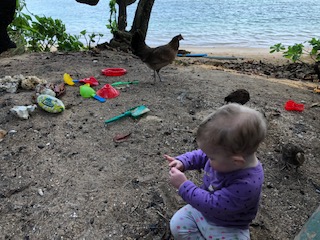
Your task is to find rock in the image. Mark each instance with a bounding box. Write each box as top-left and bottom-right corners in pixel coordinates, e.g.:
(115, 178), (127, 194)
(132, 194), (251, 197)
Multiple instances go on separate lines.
(38, 189), (44, 196)
(0, 75), (22, 93)
(21, 76), (47, 90)
(10, 105), (37, 120)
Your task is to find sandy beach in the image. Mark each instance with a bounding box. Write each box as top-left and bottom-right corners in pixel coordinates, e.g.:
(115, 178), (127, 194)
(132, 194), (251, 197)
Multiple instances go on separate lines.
(0, 47), (319, 240)
(176, 45), (288, 65)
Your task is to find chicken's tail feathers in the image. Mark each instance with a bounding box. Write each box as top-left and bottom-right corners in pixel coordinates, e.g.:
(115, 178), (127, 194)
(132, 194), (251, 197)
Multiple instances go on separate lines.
(131, 30), (148, 56)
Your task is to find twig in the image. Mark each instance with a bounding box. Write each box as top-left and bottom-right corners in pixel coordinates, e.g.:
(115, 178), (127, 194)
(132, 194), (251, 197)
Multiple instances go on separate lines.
(2, 181), (34, 198)
(130, 193), (143, 213)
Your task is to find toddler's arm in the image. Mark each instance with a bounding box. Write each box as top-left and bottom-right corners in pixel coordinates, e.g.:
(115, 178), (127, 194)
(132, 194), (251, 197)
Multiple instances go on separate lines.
(178, 178), (262, 225)
(175, 149), (208, 171)
(164, 155), (184, 171)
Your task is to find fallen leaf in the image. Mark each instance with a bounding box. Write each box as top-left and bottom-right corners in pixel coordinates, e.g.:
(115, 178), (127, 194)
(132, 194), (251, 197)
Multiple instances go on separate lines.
(113, 132), (132, 143)
(0, 129), (8, 142)
(310, 103), (320, 108)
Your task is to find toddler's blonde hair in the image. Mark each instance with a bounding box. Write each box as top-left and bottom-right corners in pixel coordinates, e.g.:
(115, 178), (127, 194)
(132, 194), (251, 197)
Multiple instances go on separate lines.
(197, 103), (267, 156)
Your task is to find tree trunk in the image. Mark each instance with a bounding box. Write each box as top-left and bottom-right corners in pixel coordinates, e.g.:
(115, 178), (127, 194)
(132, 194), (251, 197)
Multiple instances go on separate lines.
(76, 0), (155, 51)
(109, 0), (155, 51)
(116, 0), (136, 31)
(314, 62), (320, 80)
(130, 0), (155, 40)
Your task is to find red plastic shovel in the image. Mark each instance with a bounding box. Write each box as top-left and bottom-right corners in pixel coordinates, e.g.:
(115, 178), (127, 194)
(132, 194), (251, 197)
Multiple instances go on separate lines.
(64, 73), (99, 86)
(73, 76), (99, 86)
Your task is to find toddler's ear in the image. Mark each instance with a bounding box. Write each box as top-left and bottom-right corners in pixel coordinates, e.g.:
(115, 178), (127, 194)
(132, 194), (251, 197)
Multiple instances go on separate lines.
(232, 155), (245, 166)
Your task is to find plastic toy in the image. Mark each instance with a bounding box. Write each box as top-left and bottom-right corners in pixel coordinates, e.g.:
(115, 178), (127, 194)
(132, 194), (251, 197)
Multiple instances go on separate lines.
(63, 73), (75, 86)
(111, 80), (139, 86)
(177, 53), (208, 57)
(74, 77), (99, 86)
(105, 105), (150, 124)
(101, 68), (127, 77)
(37, 95), (65, 113)
(284, 100), (304, 112)
(64, 73), (99, 86)
(80, 84), (106, 102)
(96, 84), (120, 99)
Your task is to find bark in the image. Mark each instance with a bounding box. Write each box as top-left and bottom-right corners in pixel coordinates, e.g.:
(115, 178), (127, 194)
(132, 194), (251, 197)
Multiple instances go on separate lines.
(314, 62), (320, 80)
(116, 0), (136, 31)
(130, 0), (155, 40)
(109, 0), (155, 50)
(76, 0), (155, 51)
(75, 0), (99, 6)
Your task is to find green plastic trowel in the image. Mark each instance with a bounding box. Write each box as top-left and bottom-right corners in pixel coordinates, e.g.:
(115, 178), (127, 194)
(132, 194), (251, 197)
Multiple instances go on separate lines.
(105, 105), (150, 124)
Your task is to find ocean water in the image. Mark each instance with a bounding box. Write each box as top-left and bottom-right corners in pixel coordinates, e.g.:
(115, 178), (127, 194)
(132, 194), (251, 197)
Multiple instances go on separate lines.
(24, 0), (320, 48)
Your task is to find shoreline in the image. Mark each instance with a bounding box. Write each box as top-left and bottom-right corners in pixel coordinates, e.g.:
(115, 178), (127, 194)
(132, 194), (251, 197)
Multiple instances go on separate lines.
(178, 46), (288, 65)
(0, 45), (309, 66)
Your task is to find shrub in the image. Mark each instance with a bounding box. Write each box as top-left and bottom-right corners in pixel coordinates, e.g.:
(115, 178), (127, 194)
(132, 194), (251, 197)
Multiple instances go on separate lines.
(8, 0), (103, 52)
(270, 38), (320, 63)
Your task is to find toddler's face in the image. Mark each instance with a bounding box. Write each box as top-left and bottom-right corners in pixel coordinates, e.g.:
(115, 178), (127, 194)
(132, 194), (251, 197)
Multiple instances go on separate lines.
(199, 143), (241, 173)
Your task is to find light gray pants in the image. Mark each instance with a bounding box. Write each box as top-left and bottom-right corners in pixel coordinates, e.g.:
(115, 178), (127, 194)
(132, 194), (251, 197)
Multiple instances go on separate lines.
(170, 204), (250, 240)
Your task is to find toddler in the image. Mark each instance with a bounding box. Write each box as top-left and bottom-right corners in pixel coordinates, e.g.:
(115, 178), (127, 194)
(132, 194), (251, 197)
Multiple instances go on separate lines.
(165, 103), (267, 240)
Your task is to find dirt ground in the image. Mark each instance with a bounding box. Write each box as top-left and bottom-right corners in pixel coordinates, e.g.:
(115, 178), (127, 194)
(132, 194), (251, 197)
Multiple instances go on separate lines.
(0, 49), (320, 240)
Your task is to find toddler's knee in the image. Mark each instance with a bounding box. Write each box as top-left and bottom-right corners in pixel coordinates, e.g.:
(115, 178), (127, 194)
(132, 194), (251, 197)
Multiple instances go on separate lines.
(170, 216), (180, 238)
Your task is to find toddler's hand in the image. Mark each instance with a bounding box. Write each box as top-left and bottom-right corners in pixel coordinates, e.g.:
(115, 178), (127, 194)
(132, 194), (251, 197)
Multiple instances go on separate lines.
(169, 167), (187, 189)
(164, 154), (184, 171)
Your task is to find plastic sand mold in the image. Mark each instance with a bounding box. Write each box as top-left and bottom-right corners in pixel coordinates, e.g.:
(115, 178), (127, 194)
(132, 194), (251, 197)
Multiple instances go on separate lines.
(96, 84), (120, 99)
(101, 68), (127, 77)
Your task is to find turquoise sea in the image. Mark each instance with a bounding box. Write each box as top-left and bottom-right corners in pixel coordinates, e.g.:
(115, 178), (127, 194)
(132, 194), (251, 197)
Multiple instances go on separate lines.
(25, 0), (320, 48)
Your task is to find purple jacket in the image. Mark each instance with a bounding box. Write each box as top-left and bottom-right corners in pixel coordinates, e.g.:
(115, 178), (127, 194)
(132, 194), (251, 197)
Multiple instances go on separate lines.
(176, 149), (264, 229)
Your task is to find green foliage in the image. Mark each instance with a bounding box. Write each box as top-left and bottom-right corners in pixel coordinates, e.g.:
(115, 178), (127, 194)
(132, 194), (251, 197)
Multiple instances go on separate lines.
(106, 0), (118, 34)
(8, 0), (29, 48)
(27, 15), (83, 51)
(283, 43), (304, 62)
(270, 38), (320, 63)
(8, 0), (104, 52)
(269, 43), (285, 53)
(9, 0), (83, 51)
(80, 30), (104, 49)
(308, 38), (320, 61)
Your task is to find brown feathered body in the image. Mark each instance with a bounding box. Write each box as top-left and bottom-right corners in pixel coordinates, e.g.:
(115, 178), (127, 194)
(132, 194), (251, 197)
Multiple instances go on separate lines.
(282, 143), (305, 171)
(131, 30), (183, 81)
(224, 89), (250, 105)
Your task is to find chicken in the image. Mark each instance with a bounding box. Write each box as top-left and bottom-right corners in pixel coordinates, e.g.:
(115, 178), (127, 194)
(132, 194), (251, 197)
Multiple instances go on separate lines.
(281, 143), (305, 171)
(131, 30), (183, 82)
(224, 89), (250, 105)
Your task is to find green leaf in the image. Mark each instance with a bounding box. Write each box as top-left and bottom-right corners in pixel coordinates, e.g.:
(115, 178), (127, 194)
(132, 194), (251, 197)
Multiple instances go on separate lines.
(270, 43), (286, 53)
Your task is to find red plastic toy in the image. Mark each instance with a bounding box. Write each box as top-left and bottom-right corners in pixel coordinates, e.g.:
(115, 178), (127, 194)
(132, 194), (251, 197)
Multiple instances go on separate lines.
(284, 100), (304, 112)
(73, 76), (99, 86)
(101, 68), (127, 77)
(96, 84), (120, 99)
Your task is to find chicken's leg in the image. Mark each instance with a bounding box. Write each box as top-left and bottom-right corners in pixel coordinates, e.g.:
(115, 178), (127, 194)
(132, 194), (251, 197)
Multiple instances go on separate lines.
(153, 70), (157, 84)
(156, 70), (162, 82)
